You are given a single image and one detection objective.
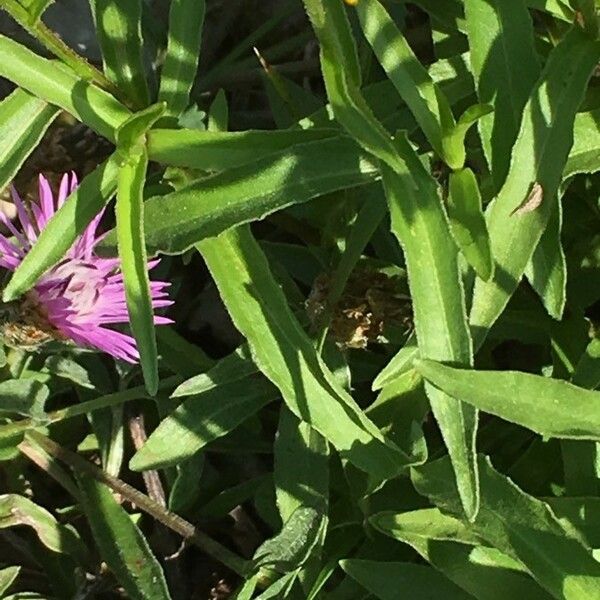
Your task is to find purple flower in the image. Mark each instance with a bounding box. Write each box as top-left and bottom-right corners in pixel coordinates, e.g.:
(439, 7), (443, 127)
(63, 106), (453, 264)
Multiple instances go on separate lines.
(0, 173), (172, 363)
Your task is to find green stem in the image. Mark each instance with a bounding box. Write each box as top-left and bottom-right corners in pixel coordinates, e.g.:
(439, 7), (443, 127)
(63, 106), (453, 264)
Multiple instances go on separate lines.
(0, 0), (127, 104)
(27, 430), (251, 577)
(0, 375), (181, 438)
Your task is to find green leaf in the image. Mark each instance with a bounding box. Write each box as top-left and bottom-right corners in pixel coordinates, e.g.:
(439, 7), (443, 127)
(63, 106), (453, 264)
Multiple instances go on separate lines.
(464, 0), (540, 189)
(130, 374), (277, 470)
(43, 356), (95, 389)
(275, 407), (329, 522)
(197, 226), (416, 481)
(103, 137), (379, 256)
(372, 332), (418, 390)
(564, 108), (600, 178)
(0, 88), (58, 192)
(146, 127), (338, 170)
(355, 0), (456, 166)
(525, 199), (566, 319)
(0, 494), (86, 556)
(366, 370), (429, 462)
(371, 509), (553, 600)
(77, 475), (171, 600)
(448, 167), (493, 281)
(115, 105), (166, 394)
(416, 358), (600, 441)
(158, 0), (205, 117)
(470, 28), (600, 344)
(413, 455), (600, 599)
(171, 345), (255, 398)
(0, 566), (20, 597)
(304, 0), (478, 519)
(444, 103), (493, 171)
(3, 154), (120, 302)
(341, 559), (472, 600)
(0, 379), (48, 420)
(156, 326), (213, 378)
(254, 572), (297, 600)
(0, 34), (131, 140)
(14, 0), (53, 22)
(573, 338), (600, 390)
(90, 0), (149, 108)
(254, 506), (324, 570)
(545, 497), (600, 548)
(381, 151), (478, 519)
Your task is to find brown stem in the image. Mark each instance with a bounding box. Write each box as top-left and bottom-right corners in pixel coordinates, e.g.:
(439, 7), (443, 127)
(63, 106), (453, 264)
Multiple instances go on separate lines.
(27, 430), (251, 577)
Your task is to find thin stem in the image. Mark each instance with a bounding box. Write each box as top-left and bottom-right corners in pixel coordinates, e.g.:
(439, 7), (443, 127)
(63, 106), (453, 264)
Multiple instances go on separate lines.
(27, 430), (251, 577)
(0, 0), (127, 104)
(0, 375), (181, 438)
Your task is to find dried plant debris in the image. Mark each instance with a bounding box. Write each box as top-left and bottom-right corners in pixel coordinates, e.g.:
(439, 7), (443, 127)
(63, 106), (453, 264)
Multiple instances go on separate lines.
(306, 268), (413, 349)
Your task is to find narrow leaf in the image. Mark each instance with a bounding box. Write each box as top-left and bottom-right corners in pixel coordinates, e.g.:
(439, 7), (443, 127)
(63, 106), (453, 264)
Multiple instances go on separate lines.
(341, 559), (472, 600)
(0, 34), (131, 140)
(102, 137), (379, 256)
(355, 0), (455, 165)
(464, 0), (540, 188)
(77, 475), (171, 600)
(413, 455), (600, 599)
(197, 226), (416, 480)
(382, 151), (478, 519)
(0, 494), (86, 556)
(146, 127), (338, 170)
(0, 88), (58, 192)
(115, 105), (166, 393)
(470, 28), (600, 344)
(416, 358), (600, 441)
(158, 0), (205, 117)
(304, 0), (478, 519)
(448, 167), (493, 281)
(130, 374), (276, 470)
(90, 0), (149, 108)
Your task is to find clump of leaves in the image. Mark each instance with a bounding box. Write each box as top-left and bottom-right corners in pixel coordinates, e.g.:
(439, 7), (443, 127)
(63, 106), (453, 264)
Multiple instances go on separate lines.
(0, 0), (599, 599)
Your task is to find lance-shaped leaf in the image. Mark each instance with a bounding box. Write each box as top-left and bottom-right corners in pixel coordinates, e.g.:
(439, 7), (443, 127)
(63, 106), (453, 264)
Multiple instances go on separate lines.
(341, 559), (472, 600)
(303, 0), (478, 519)
(100, 136), (379, 256)
(197, 226), (416, 480)
(130, 374), (277, 470)
(0, 88), (58, 192)
(0, 494), (87, 557)
(372, 509), (554, 600)
(470, 28), (600, 345)
(412, 455), (600, 599)
(115, 104), (166, 394)
(158, 0), (206, 117)
(464, 0), (540, 189)
(355, 0), (456, 166)
(564, 108), (600, 178)
(90, 0), (149, 108)
(448, 167), (493, 281)
(146, 127), (338, 170)
(525, 198), (566, 320)
(0, 34), (131, 140)
(77, 475), (171, 600)
(416, 358), (600, 440)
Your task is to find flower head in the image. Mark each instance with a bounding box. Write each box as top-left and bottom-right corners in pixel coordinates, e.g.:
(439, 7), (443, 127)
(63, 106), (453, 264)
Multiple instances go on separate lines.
(0, 173), (172, 362)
